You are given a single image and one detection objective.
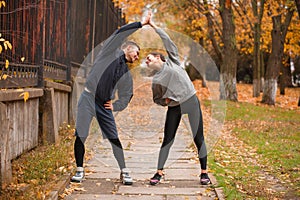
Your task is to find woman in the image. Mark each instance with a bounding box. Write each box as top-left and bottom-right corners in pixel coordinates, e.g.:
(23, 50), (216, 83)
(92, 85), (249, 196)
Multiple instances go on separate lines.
(145, 17), (211, 185)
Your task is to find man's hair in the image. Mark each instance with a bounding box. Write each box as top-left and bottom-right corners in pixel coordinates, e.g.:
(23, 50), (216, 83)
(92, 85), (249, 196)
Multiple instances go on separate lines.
(121, 40), (140, 51)
(149, 52), (166, 62)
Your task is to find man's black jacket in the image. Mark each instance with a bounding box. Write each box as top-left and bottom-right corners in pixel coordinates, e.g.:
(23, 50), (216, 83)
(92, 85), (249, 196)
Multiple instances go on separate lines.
(85, 22), (142, 111)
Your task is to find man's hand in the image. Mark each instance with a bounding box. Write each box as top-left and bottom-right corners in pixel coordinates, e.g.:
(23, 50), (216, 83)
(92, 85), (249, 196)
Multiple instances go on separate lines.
(165, 98), (171, 105)
(141, 11), (151, 26)
(104, 100), (113, 110)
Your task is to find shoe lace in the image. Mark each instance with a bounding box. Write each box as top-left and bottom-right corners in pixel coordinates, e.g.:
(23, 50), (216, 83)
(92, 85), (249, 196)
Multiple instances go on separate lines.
(122, 172), (131, 178)
(75, 171), (83, 176)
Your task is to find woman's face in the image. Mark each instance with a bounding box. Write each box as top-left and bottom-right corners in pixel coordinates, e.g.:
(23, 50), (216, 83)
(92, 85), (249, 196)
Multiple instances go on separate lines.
(145, 54), (159, 70)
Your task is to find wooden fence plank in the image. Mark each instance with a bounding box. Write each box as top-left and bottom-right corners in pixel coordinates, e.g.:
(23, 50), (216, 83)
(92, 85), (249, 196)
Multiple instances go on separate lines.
(32, 98), (39, 147)
(17, 101), (23, 158)
(0, 102), (12, 185)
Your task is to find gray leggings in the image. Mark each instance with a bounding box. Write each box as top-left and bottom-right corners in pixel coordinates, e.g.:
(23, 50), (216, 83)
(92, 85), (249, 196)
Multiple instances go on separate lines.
(74, 90), (126, 169)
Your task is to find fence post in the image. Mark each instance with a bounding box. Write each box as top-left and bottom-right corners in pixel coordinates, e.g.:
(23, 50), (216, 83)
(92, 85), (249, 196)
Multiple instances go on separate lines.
(66, 0), (72, 84)
(66, 63), (71, 83)
(38, 63), (44, 88)
(39, 88), (58, 144)
(37, 0), (45, 88)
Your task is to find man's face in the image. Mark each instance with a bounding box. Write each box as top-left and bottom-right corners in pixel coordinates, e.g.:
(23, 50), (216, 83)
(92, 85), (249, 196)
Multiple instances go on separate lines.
(126, 45), (140, 63)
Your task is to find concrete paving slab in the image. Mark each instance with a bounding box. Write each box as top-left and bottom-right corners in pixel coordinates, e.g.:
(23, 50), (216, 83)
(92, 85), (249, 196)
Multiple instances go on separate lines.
(67, 179), (115, 195)
(85, 171), (120, 179)
(117, 186), (208, 196)
(165, 195), (216, 200)
(164, 168), (200, 181)
(65, 194), (164, 200)
(164, 163), (199, 169)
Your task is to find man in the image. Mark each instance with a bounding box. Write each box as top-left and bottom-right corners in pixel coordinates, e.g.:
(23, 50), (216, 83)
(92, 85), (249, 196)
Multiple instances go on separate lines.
(145, 16), (211, 185)
(71, 13), (151, 185)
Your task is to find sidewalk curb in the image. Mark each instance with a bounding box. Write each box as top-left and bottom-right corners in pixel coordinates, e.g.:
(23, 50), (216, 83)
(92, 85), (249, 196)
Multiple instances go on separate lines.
(215, 187), (225, 200)
(46, 174), (71, 200)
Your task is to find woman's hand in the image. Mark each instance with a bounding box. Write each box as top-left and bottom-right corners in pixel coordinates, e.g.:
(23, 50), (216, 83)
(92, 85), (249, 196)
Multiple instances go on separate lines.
(149, 14), (158, 29)
(142, 11), (151, 26)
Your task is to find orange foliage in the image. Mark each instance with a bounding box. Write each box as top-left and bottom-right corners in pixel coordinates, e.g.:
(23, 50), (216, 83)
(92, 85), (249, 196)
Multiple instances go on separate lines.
(116, 0), (300, 64)
(193, 79), (300, 109)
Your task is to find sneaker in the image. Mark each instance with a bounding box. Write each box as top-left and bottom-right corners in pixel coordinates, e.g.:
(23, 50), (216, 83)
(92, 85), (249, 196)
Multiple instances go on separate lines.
(200, 173), (211, 185)
(120, 168), (133, 185)
(150, 172), (163, 185)
(71, 167), (85, 182)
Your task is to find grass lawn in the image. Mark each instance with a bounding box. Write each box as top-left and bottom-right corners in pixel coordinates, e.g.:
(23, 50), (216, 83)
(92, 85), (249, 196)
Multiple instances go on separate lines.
(0, 125), (75, 200)
(208, 101), (300, 199)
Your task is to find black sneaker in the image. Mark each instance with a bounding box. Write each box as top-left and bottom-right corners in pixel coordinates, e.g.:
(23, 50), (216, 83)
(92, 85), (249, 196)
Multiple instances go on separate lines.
(150, 172), (163, 185)
(120, 168), (133, 185)
(200, 173), (211, 185)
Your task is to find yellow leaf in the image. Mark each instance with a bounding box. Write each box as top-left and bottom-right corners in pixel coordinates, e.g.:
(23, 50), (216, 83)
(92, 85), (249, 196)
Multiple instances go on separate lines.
(2, 74), (7, 80)
(0, 45), (2, 54)
(21, 57), (25, 62)
(5, 59), (9, 68)
(19, 92), (30, 102)
(0, 38), (4, 42)
(1, 1), (5, 8)
(4, 41), (12, 50)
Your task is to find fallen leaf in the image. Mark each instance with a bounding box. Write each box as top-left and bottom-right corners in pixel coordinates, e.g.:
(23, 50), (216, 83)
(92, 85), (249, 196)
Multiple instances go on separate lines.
(19, 92), (29, 102)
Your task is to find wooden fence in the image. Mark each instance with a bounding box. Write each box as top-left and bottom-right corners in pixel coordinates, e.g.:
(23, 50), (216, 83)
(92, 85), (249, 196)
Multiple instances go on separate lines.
(0, 83), (71, 189)
(0, 89), (43, 187)
(0, 0), (125, 88)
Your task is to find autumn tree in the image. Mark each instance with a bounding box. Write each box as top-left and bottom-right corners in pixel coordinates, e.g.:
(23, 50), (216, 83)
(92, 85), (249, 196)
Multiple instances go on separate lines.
(218, 0), (238, 101)
(261, 0), (295, 105)
(113, 0), (146, 22)
(251, 0), (265, 97)
(230, 0), (266, 97)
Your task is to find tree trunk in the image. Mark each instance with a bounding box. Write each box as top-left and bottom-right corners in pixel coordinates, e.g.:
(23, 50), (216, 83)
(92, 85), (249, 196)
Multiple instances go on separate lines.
(253, 24), (262, 97)
(262, 10), (294, 105)
(252, 0), (265, 97)
(295, 0), (300, 18)
(260, 51), (265, 92)
(219, 0), (238, 101)
(262, 15), (282, 105)
(279, 61), (291, 95)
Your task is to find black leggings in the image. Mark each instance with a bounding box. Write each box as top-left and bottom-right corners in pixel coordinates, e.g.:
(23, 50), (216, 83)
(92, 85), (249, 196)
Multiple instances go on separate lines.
(74, 136), (126, 169)
(157, 95), (207, 170)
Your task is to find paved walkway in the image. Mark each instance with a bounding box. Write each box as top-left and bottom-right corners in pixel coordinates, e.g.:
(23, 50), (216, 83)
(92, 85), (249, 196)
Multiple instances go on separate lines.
(64, 78), (224, 200)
